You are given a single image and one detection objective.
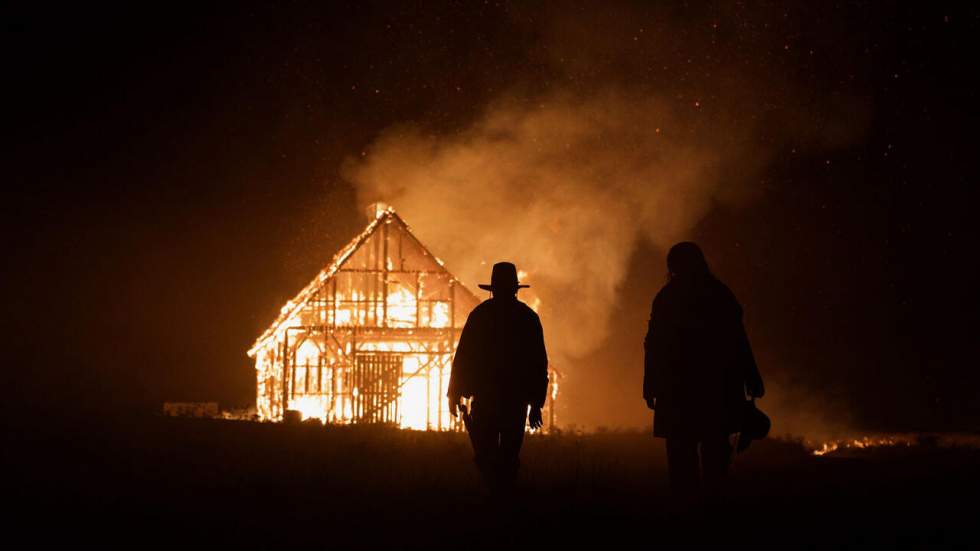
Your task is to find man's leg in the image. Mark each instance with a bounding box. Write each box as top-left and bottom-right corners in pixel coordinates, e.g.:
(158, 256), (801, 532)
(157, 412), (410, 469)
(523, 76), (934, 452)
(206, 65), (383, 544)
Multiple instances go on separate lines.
(700, 435), (733, 493)
(665, 437), (700, 500)
(468, 402), (501, 487)
(496, 404), (528, 487)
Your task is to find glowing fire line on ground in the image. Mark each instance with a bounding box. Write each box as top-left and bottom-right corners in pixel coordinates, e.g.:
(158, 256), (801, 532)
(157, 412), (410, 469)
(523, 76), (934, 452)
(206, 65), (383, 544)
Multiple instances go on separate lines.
(810, 435), (916, 456)
(809, 433), (980, 456)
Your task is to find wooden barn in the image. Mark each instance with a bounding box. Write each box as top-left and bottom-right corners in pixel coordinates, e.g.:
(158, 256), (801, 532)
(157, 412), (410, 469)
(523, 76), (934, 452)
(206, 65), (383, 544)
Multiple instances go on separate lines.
(247, 205), (558, 430)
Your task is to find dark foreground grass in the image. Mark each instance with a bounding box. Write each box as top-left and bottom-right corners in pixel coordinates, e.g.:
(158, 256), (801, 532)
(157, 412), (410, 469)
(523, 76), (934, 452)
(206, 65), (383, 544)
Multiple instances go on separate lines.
(6, 415), (978, 548)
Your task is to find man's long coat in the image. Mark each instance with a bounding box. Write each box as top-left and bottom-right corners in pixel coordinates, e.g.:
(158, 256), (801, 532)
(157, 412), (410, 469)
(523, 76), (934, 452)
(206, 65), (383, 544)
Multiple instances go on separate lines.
(644, 276), (763, 438)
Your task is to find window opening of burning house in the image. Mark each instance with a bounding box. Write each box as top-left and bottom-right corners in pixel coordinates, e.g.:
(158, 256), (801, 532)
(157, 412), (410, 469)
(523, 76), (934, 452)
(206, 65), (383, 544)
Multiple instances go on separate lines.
(248, 206), (560, 431)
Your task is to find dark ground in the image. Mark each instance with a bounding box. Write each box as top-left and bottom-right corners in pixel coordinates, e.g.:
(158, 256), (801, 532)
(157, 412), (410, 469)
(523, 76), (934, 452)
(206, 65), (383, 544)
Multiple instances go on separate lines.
(6, 416), (978, 549)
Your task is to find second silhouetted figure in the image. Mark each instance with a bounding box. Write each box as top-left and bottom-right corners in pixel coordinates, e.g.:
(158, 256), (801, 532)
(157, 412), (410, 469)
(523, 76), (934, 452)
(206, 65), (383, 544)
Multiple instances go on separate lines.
(448, 261), (548, 490)
(644, 242), (764, 498)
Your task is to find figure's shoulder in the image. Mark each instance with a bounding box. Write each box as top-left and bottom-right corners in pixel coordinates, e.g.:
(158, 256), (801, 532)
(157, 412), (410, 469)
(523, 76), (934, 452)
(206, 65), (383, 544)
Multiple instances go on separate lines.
(472, 298), (539, 322)
(514, 298), (534, 311)
(462, 301), (493, 330)
(516, 300), (541, 321)
(652, 282), (674, 305)
(711, 277), (735, 296)
(470, 299), (493, 316)
(709, 277), (739, 302)
(708, 277), (744, 316)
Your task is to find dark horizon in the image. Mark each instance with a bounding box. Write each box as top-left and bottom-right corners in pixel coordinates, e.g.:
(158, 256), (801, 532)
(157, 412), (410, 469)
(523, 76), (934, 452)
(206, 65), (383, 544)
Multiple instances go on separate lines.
(5, 2), (978, 434)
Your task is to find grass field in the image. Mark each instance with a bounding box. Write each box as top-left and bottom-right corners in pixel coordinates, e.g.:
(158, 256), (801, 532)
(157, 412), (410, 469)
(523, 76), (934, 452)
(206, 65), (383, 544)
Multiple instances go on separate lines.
(7, 416), (978, 548)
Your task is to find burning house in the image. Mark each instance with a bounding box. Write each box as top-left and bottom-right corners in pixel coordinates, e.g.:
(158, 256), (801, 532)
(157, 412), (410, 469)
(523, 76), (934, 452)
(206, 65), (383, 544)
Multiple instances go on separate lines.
(248, 205), (558, 430)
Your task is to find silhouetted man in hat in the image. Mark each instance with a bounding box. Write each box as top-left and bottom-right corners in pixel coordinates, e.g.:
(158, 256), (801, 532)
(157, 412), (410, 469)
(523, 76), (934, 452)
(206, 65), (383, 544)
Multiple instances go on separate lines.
(644, 242), (764, 499)
(448, 262), (548, 490)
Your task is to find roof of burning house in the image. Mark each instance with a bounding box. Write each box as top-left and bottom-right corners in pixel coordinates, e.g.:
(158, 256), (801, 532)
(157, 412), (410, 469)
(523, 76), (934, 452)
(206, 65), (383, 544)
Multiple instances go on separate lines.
(247, 205), (478, 357)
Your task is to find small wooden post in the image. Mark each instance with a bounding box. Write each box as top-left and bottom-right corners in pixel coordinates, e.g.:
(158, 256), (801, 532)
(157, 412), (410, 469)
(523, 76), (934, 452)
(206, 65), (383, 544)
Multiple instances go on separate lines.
(382, 216), (389, 327)
(281, 334), (290, 420)
(437, 340), (444, 430)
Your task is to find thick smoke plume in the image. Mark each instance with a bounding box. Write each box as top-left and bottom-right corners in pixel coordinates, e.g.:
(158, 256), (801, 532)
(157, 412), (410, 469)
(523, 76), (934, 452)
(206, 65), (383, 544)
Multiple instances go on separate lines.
(346, 90), (764, 367)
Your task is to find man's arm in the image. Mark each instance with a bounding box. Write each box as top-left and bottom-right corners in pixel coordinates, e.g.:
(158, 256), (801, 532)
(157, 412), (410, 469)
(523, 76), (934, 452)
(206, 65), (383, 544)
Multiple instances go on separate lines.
(448, 311), (478, 416)
(525, 313), (548, 430)
(529, 313), (549, 410)
(643, 295), (664, 410)
(736, 311), (764, 398)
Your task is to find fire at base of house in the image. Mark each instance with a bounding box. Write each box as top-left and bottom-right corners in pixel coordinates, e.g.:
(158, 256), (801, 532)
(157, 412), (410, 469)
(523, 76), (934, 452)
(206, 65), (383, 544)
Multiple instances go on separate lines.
(247, 206), (560, 431)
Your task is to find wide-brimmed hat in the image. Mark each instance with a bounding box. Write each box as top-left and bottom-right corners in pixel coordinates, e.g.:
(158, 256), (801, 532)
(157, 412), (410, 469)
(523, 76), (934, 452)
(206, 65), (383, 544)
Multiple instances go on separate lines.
(478, 262), (530, 292)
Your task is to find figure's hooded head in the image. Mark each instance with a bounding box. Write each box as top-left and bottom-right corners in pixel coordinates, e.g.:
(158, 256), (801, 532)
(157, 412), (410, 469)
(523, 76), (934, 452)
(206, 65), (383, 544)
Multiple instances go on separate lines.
(667, 242), (712, 280)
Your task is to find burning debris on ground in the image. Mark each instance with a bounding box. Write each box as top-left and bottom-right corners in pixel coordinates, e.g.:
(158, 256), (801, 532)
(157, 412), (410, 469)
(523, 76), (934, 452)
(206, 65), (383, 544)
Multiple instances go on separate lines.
(808, 432), (980, 457)
(810, 435), (916, 456)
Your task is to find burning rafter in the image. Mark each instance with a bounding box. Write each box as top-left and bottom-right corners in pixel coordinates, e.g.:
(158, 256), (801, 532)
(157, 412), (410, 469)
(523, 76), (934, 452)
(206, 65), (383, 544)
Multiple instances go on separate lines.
(249, 206), (420, 356)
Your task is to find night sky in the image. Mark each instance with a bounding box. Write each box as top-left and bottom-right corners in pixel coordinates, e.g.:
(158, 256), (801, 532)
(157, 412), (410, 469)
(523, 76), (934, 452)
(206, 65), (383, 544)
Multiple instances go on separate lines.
(5, 2), (978, 432)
